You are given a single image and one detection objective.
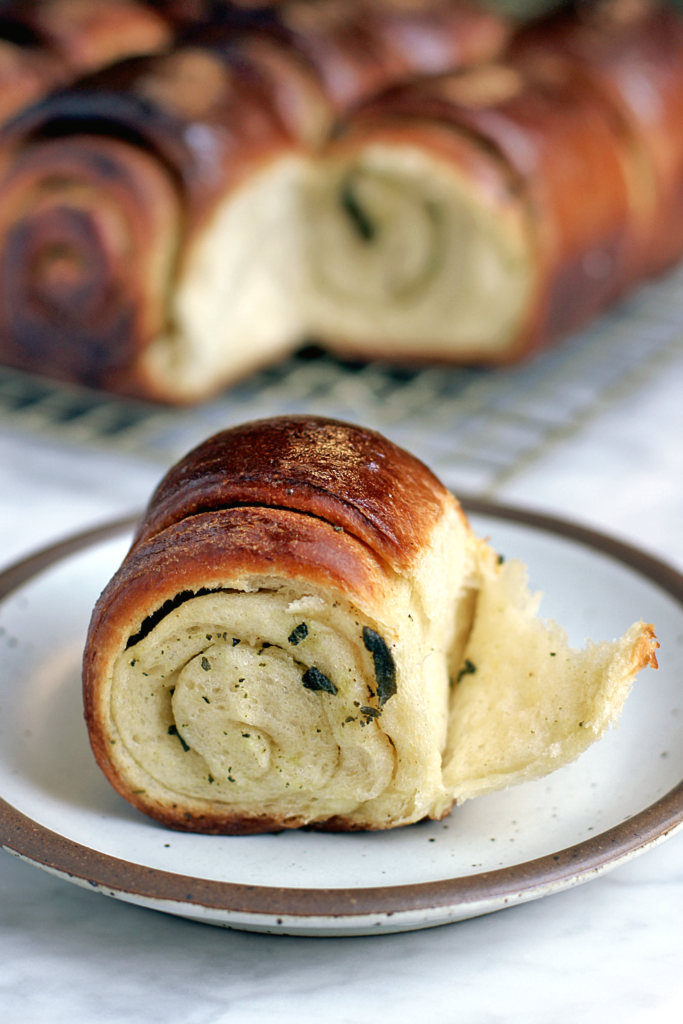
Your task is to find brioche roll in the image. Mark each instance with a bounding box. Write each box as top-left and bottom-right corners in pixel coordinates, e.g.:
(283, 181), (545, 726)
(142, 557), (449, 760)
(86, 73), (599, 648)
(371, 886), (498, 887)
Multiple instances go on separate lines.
(300, 53), (645, 365)
(0, 134), (180, 391)
(0, 43), (307, 401)
(83, 417), (658, 833)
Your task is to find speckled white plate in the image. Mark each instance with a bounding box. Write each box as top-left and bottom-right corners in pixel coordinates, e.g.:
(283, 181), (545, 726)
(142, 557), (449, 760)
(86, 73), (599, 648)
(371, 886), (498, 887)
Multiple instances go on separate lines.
(1, 502), (682, 936)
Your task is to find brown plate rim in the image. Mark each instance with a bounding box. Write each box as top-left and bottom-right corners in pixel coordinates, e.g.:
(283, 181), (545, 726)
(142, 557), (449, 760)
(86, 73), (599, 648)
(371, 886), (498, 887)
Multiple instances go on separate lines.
(1, 500), (682, 920)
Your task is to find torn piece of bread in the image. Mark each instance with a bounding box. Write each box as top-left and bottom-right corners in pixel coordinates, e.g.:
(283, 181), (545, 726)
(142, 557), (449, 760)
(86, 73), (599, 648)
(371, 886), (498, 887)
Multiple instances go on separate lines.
(443, 554), (658, 802)
(83, 416), (658, 833)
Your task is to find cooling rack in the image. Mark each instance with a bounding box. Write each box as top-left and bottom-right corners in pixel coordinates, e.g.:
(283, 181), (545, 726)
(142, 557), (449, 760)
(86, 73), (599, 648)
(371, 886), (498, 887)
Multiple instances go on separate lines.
(1, 263), (682, 497)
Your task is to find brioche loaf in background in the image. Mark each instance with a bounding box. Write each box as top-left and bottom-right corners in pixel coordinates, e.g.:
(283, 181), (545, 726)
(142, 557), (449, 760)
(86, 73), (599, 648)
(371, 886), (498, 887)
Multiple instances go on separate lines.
(83, 416), (658, 833)
(301, 3), (683, 365)
(0, 0), (511, 401)
(0, 37), (307, 401)
(0, 1), (682, 400)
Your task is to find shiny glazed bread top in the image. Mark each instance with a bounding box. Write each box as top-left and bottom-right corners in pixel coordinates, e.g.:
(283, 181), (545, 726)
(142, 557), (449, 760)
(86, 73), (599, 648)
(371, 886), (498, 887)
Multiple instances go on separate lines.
(134, 414), (455, 569)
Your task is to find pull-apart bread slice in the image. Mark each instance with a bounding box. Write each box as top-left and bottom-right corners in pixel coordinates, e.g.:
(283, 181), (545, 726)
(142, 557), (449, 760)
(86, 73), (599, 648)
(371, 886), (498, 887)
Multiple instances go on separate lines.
(300, 48), (654, 365)
(83, 417), (658, 833)
(0, 43), (307, 402)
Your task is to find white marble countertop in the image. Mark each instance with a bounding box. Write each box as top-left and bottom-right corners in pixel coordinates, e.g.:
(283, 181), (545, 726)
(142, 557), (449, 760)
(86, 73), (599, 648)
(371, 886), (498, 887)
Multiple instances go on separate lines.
(1, 349), (683, 1024)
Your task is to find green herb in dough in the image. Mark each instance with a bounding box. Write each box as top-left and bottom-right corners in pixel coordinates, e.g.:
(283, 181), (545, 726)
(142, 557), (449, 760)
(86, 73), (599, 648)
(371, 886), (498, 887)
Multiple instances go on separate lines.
(288, 622), (309, 645)
(167, 724), (190, 752)
(360, 706), (381, 719)
(362, 627), (397, 706)
(457, 659), (477, 682)
(302, 666), (338, 695)
(341, 179), (376, 242)
(201, 656), (211, 671)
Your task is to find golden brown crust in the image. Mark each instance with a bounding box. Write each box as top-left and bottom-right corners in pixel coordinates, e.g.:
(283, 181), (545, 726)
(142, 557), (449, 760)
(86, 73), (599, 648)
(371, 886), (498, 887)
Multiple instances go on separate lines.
(280, 0), (510, 109)
(632, 623), (659, 671)
(513, 6), (683, 282)
(366, 0), (510, 77)
(134, 415), (453, 569)
(310, 796), (456, 832)
(181, 1), (509, 148)
(29, 0), (173, 74)
(0, 39), (68, 127)
(0, 134), (180, 392)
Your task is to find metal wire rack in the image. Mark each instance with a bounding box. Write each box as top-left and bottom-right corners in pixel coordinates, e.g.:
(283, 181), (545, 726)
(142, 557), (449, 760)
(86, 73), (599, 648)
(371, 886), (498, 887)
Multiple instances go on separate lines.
(1, 262), (682, 497)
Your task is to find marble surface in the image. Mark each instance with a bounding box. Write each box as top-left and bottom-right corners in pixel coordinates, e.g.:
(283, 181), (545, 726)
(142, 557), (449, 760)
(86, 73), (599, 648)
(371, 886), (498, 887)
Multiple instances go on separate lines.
(1, 350), (683, 1023)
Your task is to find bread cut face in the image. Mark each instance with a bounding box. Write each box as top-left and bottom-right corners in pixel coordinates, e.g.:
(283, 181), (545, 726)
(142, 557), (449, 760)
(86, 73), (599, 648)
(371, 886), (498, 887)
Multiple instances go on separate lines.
(90, 508), (657, 833)
(88, 497), (478, 832)
(138, 153), (309, 403)
(300, 129), (536, 362)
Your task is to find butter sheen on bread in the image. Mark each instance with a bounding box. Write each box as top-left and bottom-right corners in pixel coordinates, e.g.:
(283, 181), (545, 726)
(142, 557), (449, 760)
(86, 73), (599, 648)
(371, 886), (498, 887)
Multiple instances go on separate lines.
(83, 416), (658, 832)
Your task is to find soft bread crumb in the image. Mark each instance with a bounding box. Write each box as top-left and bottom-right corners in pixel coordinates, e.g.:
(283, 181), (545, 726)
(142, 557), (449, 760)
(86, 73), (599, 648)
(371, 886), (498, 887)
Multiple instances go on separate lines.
(442, 556), (659, 802)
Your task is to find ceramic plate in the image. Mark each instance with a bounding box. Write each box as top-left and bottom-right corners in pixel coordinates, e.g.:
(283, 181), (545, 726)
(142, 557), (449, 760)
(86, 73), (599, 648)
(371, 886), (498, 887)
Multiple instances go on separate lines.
(1, 503), (682, 937)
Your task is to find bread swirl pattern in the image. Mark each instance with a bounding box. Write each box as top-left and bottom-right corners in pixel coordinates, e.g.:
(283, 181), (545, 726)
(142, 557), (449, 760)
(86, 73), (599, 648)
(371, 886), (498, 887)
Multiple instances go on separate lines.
(0, 41), (305, 400)
(83, 416), (659, 833)
(0, 1), (513, 399)
(300, 52), (643, 365)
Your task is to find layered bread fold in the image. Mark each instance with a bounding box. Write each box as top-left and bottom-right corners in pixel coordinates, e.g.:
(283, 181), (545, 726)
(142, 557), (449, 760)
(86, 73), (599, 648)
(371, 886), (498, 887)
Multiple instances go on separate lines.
(83, 416), (658, 833)
(0, 0), (173, 132)
(0, 41), (307, 400)
(3, 0), (173, 76)
(0, 134), (180, 391)
(299, 49), (648, 364)
(0, 37), (68, 128)
(513, 3), (683, 282)
(181, 1), (511, 148)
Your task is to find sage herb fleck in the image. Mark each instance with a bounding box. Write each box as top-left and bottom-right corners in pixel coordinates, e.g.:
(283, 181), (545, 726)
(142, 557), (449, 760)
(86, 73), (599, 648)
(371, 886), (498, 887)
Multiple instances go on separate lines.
(360, 706), (381, 719)
(341, 180), (376, 242)
(288, 622), (309, 645)
(457, 659), (477, 682)
(302, 666), (338, 695)
(362, 627), (397, 706)
(167, 724), (190, 752)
